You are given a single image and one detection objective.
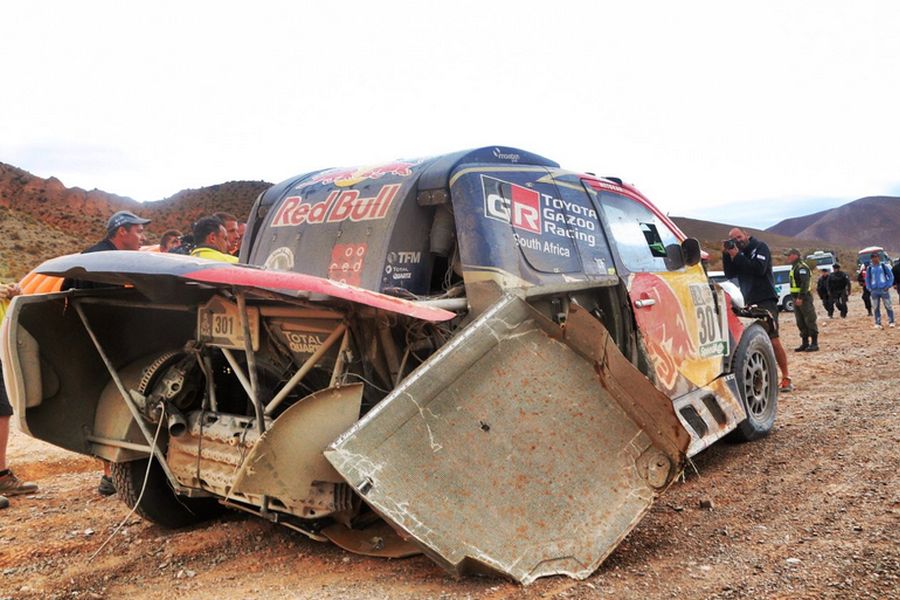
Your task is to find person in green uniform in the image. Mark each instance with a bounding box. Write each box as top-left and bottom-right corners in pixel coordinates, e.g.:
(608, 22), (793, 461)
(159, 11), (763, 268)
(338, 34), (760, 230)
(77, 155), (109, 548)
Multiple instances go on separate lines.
(786, 248), (819, 352)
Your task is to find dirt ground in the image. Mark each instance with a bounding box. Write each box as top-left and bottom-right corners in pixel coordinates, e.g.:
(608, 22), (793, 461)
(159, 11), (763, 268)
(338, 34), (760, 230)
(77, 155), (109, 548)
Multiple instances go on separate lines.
(1, 294), (898, 599)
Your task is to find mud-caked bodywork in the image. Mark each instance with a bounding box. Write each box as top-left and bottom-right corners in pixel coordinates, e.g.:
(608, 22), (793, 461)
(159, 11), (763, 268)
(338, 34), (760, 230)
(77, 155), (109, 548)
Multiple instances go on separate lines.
(1, 147), (777, 584)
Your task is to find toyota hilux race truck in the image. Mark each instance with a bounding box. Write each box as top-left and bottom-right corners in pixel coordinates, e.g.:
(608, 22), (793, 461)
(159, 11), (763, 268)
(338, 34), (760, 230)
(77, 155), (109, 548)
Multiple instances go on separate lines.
(1, 147), (778, 584)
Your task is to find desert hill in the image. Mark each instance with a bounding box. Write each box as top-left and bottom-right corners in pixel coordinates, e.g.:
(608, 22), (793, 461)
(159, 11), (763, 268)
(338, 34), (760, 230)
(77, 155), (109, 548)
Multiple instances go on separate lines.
(0, 162), (270, 280)
(767, 196), (900, 252)
(671, 216), (859, 271)
(1, 160), (890, 280)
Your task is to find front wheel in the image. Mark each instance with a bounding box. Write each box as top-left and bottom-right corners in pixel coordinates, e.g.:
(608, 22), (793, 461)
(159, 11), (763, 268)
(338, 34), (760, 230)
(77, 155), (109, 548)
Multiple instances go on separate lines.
(781, 296), (794, 312)
(729, 324), (778, 441)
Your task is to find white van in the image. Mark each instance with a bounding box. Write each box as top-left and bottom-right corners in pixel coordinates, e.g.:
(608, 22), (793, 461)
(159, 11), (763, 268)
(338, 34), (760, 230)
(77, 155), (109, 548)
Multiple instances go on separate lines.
(806, 250), (836, 273)
(772, 265), (793, 312)
(708, 266), (793, 312)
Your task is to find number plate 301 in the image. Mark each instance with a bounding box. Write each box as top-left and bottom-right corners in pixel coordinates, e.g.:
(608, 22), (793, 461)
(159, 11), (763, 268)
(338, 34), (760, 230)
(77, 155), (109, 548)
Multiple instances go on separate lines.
(197, 296), (260, 351)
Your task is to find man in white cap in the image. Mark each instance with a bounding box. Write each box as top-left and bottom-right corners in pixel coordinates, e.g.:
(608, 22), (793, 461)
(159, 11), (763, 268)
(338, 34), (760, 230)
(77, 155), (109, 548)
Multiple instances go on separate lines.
(61, 210), (151, 291)
(92, 210), (150, 252)
(61, 210), (151, 495)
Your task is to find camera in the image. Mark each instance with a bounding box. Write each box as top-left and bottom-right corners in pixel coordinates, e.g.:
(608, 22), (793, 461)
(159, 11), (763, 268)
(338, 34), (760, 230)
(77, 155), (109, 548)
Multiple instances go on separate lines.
(723, 239), (736, 250)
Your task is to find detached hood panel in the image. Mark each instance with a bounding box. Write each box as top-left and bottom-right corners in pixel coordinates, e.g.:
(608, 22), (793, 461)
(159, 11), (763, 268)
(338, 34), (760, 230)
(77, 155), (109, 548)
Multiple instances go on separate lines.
(325, 295), (690, 584)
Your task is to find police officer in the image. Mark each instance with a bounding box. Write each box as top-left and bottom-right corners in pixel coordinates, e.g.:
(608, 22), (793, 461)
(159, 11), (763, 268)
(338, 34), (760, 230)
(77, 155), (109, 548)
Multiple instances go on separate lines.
(786, 248), (819, 352)
(826, 263), (851, 318)
(816, 270), (833, 317)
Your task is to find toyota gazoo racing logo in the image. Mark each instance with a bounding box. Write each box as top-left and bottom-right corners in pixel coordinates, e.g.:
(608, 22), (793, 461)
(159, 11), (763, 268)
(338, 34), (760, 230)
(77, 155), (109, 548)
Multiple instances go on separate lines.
(482, 176), (542, 233)
(294, 160), (422, 189)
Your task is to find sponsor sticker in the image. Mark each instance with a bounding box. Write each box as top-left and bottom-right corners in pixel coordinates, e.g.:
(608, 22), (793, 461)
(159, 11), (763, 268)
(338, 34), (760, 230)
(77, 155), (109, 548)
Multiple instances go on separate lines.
(328, 243), (367, 287)
(483, 177), (541, 233)
(294, 160), (421, 189)
(492, 147), (521, 163)
(283, 331), (325, 355)
(270, 184), (400, 228)
(385, 250), (421, 282)
(481, 175), (600, 252)
(264, 247), (295, 271)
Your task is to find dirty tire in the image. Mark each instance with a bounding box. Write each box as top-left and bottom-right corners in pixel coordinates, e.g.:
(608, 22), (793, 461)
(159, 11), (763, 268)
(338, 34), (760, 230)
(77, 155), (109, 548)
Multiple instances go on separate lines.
(782, 296), (794, 312)
(729, 324), (778, 441)
(111, 458), (222, 528)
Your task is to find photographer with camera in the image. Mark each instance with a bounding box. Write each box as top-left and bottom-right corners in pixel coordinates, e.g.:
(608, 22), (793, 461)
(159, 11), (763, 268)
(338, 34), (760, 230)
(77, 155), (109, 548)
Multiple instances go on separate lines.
(723, 228), (792, 393)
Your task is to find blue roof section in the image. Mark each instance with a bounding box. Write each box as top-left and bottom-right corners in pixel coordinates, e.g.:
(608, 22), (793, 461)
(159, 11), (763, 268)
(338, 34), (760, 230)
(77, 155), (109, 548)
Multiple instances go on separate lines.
(417, 146), (559, 192)
(264, 147), (560, 201)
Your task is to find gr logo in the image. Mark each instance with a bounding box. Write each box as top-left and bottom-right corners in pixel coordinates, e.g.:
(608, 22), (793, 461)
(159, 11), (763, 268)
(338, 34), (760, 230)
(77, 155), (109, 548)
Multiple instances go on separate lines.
(482, 175), (541, 234)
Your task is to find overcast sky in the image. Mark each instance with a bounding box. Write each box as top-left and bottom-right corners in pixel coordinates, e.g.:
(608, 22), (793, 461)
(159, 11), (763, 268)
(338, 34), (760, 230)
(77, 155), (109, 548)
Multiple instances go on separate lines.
(2, 1), (898, 228)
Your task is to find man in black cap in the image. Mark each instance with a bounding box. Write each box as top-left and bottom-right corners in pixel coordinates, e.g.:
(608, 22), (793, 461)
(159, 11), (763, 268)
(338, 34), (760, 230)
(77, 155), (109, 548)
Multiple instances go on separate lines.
(61, 210), (150, 495)
(785, 248), (819, 351)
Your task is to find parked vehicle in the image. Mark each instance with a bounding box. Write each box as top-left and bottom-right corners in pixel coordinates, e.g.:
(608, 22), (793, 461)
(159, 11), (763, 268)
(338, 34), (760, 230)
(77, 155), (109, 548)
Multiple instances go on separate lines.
(857, 246), (892, 271)
(773, 265), (794, 311)
(709, 267), (792, 311)
(805, 250), (836, 273)
(1, 147), (778, 584)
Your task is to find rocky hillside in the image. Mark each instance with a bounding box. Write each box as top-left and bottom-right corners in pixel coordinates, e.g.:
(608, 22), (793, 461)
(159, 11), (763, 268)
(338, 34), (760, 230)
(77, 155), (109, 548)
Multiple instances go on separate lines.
(138, 181), (272, 234)
(2, 160), (889, 280)
(0, 162), (270, 280)
(767, 196), (900, 252)
(670, 216), (860, 271)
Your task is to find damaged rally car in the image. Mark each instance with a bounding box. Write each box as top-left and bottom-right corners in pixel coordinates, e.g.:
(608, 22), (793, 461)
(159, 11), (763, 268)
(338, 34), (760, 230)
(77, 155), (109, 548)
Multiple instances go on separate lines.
(1, 147), (778, 584)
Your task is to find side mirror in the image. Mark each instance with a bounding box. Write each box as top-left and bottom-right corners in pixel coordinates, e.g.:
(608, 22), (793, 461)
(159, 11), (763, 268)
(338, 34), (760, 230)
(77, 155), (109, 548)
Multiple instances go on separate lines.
(664, 243), (685, 271)
(682, 238), (702, 267)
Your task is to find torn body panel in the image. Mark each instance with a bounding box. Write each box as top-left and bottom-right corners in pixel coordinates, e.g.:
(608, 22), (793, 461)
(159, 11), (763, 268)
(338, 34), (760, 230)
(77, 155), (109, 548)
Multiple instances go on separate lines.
(325, 295), (690, 584)
(230, 385), (363, 517)
(33, 252), (455, 323)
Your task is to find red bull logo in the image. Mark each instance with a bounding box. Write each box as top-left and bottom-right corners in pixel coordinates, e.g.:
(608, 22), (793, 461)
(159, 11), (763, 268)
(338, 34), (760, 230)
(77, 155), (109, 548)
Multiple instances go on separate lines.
(295, 160), (421, 189)
(270, 184), (400, 228)
(629, 273), (696, 392)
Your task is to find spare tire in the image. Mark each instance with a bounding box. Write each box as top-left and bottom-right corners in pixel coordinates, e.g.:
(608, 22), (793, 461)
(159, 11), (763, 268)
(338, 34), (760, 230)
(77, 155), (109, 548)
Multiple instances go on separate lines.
(111, 457), (221, 528)
(729, 324), (778, 441)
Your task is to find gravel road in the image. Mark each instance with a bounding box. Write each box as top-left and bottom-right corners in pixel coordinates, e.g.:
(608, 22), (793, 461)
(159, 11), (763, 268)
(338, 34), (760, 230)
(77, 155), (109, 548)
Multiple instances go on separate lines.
(1, 294), (897, 599)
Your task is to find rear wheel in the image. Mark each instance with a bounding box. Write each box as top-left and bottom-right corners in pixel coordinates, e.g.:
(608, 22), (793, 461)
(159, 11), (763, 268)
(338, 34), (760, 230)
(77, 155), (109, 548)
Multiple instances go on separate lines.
(111, 457), (222, 528)
(781, 296), (794, 312)
(729, 324), (778, 441)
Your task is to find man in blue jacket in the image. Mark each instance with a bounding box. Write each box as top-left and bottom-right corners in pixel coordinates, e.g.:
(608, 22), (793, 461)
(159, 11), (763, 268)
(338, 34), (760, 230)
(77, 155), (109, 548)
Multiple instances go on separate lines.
(723, 228), (791, 392)
(866, 252), (895, 329)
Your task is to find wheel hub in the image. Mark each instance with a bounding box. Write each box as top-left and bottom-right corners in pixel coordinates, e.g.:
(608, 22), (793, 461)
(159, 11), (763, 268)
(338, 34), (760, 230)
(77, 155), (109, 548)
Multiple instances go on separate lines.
(742, 350), (770, 417)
